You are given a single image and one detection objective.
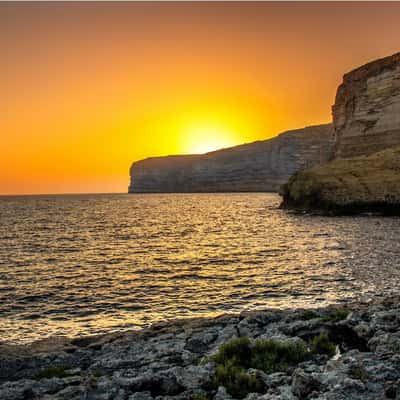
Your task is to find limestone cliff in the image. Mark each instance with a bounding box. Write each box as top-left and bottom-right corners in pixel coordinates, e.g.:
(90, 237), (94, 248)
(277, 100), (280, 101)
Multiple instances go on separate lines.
(333, 52), (400, 158)
(281, 52), (400, 214)
(128, 124), (333, 193)
(281, 146), (400, 215)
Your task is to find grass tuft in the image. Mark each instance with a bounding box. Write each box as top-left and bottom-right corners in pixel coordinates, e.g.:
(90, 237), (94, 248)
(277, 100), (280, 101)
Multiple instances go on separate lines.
(349, 364), (369, 382)
(251, 338), (309, 373)
(310, 332), (336, 357)
(35, 366), (69, 380)
(301, 310), (320, 320)
(322, 309), (349, 323)
(213, 360), (265, 399)
(211, 336), (252, 368)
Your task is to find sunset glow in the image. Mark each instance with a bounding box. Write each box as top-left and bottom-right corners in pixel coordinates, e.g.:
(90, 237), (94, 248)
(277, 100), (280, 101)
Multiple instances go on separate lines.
(1, 2), (400, 194)
(183, 124), (238, 154)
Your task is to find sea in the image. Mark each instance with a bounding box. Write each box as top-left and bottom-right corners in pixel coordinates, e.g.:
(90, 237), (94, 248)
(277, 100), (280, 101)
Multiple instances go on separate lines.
(1, 193), (399, 344)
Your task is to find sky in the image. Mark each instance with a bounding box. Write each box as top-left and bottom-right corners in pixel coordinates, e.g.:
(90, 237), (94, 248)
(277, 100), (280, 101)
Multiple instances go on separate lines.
(1, 2), (400, 195)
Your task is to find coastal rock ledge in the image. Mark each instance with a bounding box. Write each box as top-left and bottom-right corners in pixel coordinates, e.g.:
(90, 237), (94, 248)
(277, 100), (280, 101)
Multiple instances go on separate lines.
(282, 52), (400, 214)
(280, 146), (400, 215)
(2, 295), (400, 399)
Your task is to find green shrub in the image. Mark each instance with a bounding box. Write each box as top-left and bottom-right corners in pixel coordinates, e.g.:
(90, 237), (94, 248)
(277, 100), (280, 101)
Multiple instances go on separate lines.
(310, 333), (336, 357)
(349, 364), (369, 382)
(211, 336), (252, 368)
(301, 310), (319, 320)
(210, 334), (339, 398)
(35, 366), (69, 380)
(251, 339), (309, 373)
(322, 309), (349, 322)
(213, 359), (265, 399)
(210, 336), (309, 398)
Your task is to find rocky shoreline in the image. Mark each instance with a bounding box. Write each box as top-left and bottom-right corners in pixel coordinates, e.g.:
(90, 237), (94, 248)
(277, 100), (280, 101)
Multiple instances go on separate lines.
(2, 294), (400, 400)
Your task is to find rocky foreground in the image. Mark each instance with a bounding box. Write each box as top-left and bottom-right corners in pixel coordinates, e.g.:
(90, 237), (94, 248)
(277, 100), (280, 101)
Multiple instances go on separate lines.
(280, 146), (400, 215)
(2, 295), (400, 400)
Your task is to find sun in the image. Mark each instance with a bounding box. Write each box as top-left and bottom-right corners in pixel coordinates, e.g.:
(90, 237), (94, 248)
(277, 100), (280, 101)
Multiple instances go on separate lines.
(182, 122), (240, 154)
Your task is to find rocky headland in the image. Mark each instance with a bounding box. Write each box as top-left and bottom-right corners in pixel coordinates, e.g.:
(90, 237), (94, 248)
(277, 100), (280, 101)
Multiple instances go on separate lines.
(282, 52), (400, 214)
(2, 295), (400, 400)
(333, 52), (400, 159)
(130, 52), (400, 212)
(129, 124), (333, 193)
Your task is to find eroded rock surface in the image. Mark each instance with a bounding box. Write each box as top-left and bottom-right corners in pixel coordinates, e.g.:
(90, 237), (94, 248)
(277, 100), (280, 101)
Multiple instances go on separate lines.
(129, 124), (333, 193)
(1, 296), (400, 400)
(333, 52), (400, 158)
(282, 52), (400, 214)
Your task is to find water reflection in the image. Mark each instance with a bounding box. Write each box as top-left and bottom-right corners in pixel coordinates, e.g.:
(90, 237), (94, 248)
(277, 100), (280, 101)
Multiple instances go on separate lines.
(0, 193), (399, 343)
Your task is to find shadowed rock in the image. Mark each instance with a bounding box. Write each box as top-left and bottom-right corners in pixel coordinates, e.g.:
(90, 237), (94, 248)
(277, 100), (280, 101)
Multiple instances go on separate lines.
(281, 146), (400, 214)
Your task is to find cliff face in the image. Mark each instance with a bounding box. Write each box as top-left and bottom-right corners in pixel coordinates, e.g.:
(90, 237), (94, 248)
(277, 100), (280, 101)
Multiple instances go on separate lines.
(129, 124), (334, 193)
(281, 52), (400, 214)
(333, 52), (400, 158)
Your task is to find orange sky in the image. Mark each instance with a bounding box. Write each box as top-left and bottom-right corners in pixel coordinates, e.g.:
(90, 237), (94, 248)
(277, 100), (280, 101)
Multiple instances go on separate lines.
(1, 2), (400, 195)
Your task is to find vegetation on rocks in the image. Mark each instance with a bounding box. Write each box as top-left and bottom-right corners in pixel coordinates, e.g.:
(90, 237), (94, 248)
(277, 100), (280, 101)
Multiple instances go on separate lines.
(209, 333), (337, 397)
(300, 310), (319, 320)
(310, 333), (337, 357)
(213, 360), (265, 399)
(348, 364), (370, 382)
(2, 296), (400, 400)
(281, 146), (400, 215)
(322, 309), (349, 322)
(35, 366), (70, 380)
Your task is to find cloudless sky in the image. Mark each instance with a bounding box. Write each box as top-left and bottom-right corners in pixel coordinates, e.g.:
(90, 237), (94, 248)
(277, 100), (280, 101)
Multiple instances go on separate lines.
(1, 2), (400, 194)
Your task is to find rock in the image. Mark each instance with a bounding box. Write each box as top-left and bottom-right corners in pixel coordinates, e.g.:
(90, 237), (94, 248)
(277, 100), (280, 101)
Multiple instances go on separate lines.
(291, 368), (320, 399)
(114, 370), (184, 397)
(280, 145), (400, 214)
(128, 391), (154, 400)
(333, 52), (400, 159)
(215, 386), (234, 400)
(1, 296), (400, 400)
(281, 51), (400, 215)
(128, 124), (333, 193)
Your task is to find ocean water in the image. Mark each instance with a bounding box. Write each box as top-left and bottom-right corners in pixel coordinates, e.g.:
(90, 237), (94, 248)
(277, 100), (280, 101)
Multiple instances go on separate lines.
(1, 193), (399, 344)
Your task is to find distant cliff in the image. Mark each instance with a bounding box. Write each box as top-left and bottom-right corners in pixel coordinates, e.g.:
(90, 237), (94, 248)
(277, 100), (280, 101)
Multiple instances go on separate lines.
(333, 52), (400, 158)
(128, 124), (333, 193)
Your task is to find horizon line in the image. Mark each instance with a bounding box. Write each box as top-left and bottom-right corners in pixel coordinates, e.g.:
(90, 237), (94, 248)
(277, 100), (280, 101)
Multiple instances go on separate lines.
(0, 192), (127, 197)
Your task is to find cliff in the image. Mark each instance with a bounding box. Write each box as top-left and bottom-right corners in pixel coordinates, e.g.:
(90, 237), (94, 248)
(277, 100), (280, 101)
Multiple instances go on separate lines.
(129, 124), (333, 193)
(282, 52), (400, 214)
(281, 146), (400, 215)
(333, 52), (400, 158)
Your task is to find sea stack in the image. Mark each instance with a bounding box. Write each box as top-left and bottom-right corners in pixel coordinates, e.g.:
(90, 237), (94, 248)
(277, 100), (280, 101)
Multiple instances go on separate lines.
(128, 124), (333, 193)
